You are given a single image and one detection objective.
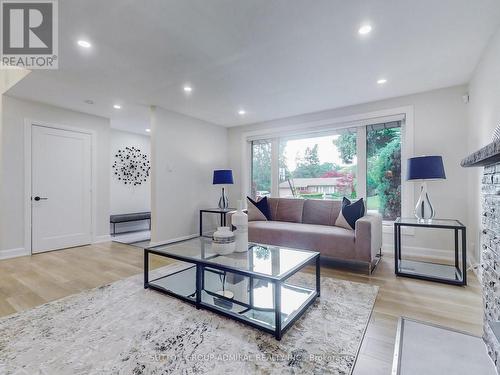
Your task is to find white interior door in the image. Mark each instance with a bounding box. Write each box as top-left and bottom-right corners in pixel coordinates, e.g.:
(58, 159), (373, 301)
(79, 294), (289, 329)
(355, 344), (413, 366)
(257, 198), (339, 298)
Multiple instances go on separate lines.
(31, 125), (92, 253)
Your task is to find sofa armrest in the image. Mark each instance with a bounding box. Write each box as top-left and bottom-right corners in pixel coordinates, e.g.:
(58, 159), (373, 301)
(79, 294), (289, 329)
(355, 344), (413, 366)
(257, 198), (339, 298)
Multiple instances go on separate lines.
(355, 213), (383, 262)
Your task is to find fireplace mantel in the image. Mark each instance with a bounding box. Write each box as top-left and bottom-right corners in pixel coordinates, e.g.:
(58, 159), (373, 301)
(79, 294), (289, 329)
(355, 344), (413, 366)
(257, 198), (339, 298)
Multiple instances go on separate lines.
(462, 139), (500, 167)
(466, 143), (500, 372)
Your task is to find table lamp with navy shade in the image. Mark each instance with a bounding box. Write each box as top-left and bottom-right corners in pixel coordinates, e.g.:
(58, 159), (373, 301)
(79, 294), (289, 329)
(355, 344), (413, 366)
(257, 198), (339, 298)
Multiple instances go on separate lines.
(213, 169), (234, 209)
(407, 156), (446, 222)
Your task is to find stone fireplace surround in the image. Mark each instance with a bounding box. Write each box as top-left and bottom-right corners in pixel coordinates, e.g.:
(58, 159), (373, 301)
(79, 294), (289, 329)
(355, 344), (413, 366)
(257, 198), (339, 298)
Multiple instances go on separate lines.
(462, 140), (500, 373)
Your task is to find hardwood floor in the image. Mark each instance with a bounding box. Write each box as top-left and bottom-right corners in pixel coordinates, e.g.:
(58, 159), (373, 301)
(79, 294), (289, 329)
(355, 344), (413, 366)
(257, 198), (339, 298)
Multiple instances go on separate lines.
(0, 243), (482, 375)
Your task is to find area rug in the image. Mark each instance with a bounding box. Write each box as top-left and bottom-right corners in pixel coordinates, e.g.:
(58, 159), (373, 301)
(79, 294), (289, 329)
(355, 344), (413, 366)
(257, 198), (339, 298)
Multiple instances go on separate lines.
(0, 264), (378, 375)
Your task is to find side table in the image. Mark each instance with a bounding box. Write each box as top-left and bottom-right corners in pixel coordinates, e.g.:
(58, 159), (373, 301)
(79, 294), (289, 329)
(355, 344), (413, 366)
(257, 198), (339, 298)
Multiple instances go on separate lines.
(199, 208), (236, 237)
(394, 218), (466, 286)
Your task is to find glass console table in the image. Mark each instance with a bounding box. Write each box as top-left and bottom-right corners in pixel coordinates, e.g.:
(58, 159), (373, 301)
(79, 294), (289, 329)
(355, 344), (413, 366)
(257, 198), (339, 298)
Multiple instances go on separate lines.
(144, 237), (320, 340)
(394, 218), (466, 286)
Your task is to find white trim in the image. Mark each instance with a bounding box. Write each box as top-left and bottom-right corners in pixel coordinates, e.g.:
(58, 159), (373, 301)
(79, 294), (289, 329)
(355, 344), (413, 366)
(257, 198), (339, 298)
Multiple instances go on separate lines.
(0, 247), (29, 260)
(148, 233), (198, 248)
(23, 120), (98, 255)
(270, 138), (279, 197)
(356, 126), (367, 199)
(244, 107), (409, 141)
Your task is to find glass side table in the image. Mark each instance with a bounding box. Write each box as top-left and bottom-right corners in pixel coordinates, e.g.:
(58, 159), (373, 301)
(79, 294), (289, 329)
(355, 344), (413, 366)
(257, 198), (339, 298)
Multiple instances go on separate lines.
(394, 218), (467, 286)
(199, 208), (236, 237)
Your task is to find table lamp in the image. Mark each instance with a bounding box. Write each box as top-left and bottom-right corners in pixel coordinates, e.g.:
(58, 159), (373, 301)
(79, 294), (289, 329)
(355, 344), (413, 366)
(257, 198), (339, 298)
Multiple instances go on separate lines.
(213, 169), (234, 209)
(407, 156), (446, 222)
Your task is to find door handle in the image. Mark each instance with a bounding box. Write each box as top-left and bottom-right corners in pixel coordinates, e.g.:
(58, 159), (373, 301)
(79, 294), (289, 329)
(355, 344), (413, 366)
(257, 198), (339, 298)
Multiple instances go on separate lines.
(33, 196), (48, 201)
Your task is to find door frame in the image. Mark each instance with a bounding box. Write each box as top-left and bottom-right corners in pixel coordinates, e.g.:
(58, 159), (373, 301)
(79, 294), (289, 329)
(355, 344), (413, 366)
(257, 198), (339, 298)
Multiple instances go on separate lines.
(24, 119), (97, 255)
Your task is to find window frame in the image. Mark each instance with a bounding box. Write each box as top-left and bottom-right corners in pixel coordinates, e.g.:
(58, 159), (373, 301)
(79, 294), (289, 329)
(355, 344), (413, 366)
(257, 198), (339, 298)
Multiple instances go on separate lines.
(242, 106), (414, 230)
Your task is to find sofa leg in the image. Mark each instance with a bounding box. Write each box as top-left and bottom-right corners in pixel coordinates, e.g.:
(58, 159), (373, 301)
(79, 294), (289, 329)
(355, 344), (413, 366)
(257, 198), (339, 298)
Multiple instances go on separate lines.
(368, 249), (383, 275)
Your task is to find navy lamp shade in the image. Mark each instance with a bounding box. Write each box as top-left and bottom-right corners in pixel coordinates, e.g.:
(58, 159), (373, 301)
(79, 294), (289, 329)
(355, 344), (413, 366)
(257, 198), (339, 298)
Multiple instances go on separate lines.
(213, 170), (233, 209)
(213, 170), (234, 185)
(406, 156), (446, 222)
(407, 156), (446, 181)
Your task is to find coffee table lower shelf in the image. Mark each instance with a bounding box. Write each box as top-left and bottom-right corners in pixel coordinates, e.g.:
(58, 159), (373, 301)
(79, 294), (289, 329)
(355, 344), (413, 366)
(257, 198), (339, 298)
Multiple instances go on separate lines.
(144, 250), (320, 340)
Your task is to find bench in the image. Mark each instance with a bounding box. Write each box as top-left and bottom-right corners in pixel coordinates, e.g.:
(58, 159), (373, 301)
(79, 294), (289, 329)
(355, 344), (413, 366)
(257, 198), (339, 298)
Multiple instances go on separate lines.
(110, 212), (151, 235)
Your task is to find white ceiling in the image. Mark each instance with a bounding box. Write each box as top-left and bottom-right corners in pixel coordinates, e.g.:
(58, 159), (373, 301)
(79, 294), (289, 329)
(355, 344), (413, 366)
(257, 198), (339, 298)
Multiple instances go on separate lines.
(6, 0), (500, 133)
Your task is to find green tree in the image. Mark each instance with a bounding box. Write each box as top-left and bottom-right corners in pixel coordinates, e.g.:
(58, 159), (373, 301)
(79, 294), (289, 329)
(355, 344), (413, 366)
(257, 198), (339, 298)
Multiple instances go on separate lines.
(372, 138), (401, 220)
(251, 142), (271, 195)
(293, 144), (320, 178)
(334, 128), (400, 163)
(333, 133), (356, 164)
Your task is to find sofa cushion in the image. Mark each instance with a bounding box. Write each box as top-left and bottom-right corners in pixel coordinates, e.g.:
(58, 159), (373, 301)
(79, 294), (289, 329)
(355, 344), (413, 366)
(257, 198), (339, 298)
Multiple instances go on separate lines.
(267, 198), (279, 220)
(302, 199), (338, 226)
(247, 196), (270, 221)
(248, 221), (358, 260)
(274, 198), (304, 223)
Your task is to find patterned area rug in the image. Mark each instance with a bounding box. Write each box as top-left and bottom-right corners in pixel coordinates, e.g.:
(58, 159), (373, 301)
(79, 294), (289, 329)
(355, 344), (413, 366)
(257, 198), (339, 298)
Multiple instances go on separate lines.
(0, 264), (378, 375)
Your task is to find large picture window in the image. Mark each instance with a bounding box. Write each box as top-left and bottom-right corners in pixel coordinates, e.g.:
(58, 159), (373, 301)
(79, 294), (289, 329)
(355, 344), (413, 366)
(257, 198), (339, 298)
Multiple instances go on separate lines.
(249, 119), (403, 222)
(278, 130), (357, 200)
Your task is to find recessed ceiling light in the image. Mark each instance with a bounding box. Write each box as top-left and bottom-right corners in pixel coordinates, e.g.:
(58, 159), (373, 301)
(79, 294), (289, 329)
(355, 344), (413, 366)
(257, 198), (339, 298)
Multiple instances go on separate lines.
(238, 109), (246, 116)
(377, 78), (387, 84)
(358, 24), (372, 35)
(113, 104), (121, 109)
(145, 128), (151, 133)
(84, 99), (94, 105)
(77, 40), (92, 48)
(183, 85), (193, 93)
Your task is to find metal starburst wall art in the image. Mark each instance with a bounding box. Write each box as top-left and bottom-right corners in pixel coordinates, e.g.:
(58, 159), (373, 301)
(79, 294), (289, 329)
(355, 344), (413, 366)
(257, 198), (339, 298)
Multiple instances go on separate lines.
(112, 147), (150, 185)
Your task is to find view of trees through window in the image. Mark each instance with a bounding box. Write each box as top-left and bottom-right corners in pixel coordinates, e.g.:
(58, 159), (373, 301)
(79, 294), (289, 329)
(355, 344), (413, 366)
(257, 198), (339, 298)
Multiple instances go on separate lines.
(251, 140), (272, 198)
(367, 125), (401, 220)
(279, 133), (357, 200)
(336, 123), (401, 220)
(250, 122), (402, 221)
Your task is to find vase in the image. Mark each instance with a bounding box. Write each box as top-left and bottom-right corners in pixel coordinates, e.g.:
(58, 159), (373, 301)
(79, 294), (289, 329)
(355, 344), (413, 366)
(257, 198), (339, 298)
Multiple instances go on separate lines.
(232, 200), (248, 252)
(414, 181), (435, 222)
(212, 226), (235, 255)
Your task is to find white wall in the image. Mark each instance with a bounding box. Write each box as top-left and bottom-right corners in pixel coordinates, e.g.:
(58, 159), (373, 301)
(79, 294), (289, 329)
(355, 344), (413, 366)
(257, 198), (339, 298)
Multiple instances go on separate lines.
(150, 106), (228, 244)
(110, 129), (151, 233)
(228, 85), (470, 254)
(0, 96), (111, 257)
(467, 26), (500, 262)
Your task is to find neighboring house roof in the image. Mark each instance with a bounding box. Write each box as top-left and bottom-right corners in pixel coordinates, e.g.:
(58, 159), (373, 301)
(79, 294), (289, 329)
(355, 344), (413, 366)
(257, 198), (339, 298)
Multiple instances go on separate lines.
(279, 177), (341, 188)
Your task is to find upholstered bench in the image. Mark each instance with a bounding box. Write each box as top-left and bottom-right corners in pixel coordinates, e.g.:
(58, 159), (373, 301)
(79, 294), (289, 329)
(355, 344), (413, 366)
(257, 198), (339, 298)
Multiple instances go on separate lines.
(110, 212), (151, 234)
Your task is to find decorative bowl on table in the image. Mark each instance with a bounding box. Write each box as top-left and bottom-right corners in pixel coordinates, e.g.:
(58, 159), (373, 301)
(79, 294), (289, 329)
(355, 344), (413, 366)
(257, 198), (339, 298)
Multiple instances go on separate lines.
(212, 227), (236, 255)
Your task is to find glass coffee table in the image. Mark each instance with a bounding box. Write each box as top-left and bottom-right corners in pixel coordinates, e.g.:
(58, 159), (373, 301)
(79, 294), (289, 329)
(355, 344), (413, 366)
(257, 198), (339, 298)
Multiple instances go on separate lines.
(144, 237), (320, 340)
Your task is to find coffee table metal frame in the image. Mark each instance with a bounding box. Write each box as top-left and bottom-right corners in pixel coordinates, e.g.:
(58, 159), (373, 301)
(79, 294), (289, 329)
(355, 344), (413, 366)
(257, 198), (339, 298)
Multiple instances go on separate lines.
(144, 241), (320, 340)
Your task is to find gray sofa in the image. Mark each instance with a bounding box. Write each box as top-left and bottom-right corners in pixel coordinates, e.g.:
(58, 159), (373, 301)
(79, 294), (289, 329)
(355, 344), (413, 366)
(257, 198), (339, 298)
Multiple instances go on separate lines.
(245, 198), (382, 273)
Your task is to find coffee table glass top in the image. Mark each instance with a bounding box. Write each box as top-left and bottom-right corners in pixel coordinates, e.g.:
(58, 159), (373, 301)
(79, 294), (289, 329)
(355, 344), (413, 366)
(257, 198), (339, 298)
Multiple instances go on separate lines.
(147, 237), (318, 279)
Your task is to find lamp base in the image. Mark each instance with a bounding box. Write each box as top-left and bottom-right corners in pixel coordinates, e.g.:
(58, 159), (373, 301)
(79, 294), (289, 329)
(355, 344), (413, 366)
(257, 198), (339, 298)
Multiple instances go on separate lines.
(414, 181), (435, 222)
(218, 187), (229, 209)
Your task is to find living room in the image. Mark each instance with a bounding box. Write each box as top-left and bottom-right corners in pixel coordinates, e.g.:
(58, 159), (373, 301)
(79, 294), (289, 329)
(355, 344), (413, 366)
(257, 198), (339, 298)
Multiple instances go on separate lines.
(0, 1), (499, 374)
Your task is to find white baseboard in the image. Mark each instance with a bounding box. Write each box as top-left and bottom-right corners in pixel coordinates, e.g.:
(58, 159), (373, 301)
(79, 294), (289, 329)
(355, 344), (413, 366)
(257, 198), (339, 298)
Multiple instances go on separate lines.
(94, 234), (112, 243)
(0, 247), (30, 260)
(149, 233), (198, 248)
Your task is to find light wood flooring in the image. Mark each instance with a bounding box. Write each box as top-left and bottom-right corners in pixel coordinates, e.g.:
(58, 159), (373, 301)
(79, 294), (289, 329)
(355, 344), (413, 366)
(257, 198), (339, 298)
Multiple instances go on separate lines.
(0, 242), (483, 375)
